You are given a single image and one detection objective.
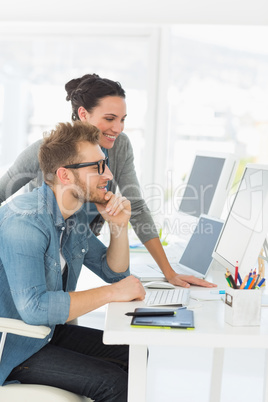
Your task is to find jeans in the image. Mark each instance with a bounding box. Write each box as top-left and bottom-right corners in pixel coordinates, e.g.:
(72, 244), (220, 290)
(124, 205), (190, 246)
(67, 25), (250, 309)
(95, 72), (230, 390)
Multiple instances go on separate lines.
(7, 324), (129, 402)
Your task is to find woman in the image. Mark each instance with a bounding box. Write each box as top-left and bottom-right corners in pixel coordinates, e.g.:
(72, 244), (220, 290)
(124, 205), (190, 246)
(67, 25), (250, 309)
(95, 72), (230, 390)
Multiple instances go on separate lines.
(0, 73), (215, 288)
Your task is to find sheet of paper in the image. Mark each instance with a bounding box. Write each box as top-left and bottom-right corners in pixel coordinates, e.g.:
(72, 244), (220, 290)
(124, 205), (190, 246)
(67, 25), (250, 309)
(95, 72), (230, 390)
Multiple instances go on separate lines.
(190, 290), (225, 301)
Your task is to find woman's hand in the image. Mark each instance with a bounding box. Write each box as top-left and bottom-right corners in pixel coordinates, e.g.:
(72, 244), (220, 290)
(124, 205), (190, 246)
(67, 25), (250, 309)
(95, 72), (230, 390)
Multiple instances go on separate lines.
(166, 272), (217, 288)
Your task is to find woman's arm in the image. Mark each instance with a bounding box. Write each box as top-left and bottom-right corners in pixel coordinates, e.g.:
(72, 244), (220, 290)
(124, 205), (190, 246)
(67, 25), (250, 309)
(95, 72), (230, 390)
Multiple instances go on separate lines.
(108, 133), (159, 243)
(0, 140), (43, 204)
(109, 134), (216, 288)
(144, 237), (216, 287)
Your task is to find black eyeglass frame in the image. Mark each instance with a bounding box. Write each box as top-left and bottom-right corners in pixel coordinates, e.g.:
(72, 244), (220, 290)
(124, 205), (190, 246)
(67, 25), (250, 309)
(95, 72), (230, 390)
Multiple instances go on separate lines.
(60, 157), (108, 175)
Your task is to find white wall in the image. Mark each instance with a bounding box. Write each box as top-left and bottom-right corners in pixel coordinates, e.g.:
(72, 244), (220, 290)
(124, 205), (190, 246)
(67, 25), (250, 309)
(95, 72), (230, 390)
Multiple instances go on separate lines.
(0, 0), (268, 25)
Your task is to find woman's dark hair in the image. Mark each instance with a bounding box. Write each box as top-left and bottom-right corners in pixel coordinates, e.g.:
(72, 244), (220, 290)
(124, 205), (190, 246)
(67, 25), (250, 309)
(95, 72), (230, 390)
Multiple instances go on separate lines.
(65, 73), (126, 121)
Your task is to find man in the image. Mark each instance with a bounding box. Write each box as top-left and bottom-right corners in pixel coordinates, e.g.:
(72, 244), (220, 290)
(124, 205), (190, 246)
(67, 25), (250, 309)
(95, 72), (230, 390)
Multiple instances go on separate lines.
(0, 121), (145, 401)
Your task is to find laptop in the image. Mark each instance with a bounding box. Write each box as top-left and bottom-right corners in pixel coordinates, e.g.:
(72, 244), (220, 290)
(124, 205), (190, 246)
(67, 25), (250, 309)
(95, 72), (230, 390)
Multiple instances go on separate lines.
(131, 215), (224, 281)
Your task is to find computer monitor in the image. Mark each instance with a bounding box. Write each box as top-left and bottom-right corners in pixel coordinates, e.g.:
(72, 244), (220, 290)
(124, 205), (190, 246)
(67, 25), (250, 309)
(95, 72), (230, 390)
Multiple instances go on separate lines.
(178, 151), (238, 219)
(212, 164), (268, 278)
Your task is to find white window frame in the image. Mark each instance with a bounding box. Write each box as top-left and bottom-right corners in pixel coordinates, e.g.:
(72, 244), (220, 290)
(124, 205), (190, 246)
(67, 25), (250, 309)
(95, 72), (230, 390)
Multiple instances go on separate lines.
(0, 23), (165, 199)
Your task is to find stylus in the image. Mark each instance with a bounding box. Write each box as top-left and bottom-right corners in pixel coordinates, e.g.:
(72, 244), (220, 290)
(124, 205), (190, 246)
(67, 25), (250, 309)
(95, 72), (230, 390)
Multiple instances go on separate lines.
(125, 311), (175, 317)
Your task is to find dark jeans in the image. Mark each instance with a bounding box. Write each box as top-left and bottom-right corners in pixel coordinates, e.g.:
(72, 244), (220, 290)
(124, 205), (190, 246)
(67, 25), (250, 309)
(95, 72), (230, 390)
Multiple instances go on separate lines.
(7, 324), (129, 402)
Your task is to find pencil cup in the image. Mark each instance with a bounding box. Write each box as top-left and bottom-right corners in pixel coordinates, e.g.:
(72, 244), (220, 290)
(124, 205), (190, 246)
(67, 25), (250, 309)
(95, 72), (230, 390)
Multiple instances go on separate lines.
(224, 288), (262, 326)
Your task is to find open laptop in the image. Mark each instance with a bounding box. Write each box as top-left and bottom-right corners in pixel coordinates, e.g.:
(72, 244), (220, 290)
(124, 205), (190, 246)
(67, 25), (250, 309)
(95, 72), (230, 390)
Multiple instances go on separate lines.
(131, 215), (224, 281)
(171, 215), (224, 278)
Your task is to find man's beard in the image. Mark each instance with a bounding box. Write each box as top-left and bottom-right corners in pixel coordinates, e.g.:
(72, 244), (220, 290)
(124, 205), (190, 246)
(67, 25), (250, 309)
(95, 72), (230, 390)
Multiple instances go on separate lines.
(72, 176), (107, 205)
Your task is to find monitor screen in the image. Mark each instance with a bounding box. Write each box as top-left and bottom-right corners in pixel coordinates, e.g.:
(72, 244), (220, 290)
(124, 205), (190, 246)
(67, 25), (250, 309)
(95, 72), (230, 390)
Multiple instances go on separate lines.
(178, 152), (238, 218)
(212, 164), (268, 278)
(179, 215), (224, 277)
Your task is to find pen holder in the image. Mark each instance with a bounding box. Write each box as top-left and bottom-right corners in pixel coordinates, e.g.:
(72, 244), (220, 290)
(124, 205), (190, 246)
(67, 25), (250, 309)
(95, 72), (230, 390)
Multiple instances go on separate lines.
(224, 288), (262, 326)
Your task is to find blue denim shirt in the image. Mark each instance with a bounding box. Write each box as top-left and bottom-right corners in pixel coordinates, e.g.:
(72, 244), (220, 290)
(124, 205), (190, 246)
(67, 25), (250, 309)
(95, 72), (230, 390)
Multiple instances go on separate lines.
(0, 183), (129, 385)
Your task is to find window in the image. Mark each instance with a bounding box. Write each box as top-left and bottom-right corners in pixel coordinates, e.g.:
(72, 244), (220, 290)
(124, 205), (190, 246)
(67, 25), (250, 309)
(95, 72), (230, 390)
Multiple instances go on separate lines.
(168, 25), (268, 184)
(1, 24), (268, 236)
(151, 25), (268, 233)
(0, 26), (157, 182)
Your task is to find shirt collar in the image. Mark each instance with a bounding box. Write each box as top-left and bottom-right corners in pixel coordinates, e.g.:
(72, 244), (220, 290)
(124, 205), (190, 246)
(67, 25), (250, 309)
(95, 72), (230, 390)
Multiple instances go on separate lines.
(38, 182), (65, 228)
(39, 182), (87, 229)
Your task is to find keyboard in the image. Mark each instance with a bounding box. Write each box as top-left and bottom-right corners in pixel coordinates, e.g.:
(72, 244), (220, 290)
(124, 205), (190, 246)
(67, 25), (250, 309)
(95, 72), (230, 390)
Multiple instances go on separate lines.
(145, 288), (190, 307)
(170, 263), (203, 278)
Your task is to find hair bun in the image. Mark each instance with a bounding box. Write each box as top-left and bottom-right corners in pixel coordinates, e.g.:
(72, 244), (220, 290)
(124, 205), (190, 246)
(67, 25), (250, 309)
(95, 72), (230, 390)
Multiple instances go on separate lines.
(65, 74), (101, 101)
(65, 78), (82, 101)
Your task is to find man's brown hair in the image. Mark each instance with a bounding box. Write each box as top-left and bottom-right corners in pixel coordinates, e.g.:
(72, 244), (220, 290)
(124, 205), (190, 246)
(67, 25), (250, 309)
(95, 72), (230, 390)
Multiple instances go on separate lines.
(39, 121), (100, 185)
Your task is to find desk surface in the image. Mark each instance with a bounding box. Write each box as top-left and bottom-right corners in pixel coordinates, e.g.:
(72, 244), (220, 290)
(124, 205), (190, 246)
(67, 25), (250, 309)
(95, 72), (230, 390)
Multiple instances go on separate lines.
(103, 248), (268, 402)
(103, 266), (268, 349)
(104, 300), (268, 349)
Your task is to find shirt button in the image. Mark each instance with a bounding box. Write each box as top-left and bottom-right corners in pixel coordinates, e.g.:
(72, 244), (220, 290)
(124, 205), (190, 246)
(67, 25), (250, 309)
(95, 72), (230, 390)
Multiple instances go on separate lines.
(48, 338), (51, 342)
(82, 249), (85, 253)
(61, 227), (65, 231)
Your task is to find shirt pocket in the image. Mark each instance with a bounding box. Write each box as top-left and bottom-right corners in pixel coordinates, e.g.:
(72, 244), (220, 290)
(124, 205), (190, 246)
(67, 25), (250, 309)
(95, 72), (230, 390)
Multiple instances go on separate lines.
(44, 253), (62, 290)
(71, 239), (89, 261)
(69, 241), (88, 282)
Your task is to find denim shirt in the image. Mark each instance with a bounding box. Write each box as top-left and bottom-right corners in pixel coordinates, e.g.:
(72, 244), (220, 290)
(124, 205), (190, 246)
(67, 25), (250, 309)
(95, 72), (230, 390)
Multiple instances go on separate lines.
(0, 183), (129, 385)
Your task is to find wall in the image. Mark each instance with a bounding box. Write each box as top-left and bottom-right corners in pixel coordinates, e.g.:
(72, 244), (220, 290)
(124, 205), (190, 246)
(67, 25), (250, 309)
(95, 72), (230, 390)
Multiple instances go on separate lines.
(0, 0), (268, 25)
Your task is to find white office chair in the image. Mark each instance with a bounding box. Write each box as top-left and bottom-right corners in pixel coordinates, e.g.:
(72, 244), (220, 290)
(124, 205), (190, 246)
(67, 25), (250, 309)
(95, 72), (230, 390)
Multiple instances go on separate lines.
(0, 318), (93, 402)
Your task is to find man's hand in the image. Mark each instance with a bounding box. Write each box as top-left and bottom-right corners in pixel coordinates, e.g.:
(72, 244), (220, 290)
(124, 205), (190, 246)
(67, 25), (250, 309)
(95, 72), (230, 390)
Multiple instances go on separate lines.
(67, 276), (145, 321)
(110, 275), (146, 302)
(96, 191), (131, 227)
(166, 272), (217, 288)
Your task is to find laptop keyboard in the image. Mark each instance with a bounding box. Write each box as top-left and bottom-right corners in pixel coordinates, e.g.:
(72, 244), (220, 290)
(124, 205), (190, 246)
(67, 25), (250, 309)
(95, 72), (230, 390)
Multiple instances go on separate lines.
(145, 288), (190, 306)
(171, 263), (203, 278)
(171, 263), (192, 274)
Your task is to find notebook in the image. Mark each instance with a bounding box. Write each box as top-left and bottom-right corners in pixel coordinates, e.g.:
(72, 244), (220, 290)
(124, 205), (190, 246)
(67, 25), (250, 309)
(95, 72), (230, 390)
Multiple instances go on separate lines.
(131, 215), (224, 281)
(130, 308), (194, 329)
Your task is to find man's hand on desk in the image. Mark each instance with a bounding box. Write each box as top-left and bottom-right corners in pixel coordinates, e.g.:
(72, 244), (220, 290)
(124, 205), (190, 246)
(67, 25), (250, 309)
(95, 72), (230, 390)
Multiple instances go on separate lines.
(166, 273), (217, 288)
(110, 275), (146, 302)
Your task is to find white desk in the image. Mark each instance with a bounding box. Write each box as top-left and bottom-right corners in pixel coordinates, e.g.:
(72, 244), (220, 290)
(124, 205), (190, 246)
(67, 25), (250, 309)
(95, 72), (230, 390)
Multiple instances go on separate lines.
(103, 266), (268, 402)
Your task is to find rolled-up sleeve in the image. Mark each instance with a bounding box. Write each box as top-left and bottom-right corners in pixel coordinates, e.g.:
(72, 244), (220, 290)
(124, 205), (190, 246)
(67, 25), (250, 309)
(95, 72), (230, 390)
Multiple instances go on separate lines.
(1, 217), (70, 326)
(12, 286), (70, 326)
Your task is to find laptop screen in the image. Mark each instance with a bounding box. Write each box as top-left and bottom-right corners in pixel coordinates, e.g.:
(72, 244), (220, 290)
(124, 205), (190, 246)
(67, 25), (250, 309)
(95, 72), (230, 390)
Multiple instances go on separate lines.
(179, 215), (224, 277)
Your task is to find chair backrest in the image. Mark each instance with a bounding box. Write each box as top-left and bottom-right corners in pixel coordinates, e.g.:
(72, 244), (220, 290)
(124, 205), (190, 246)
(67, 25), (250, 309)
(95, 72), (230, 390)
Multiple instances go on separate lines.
(0, 318), (93, 401)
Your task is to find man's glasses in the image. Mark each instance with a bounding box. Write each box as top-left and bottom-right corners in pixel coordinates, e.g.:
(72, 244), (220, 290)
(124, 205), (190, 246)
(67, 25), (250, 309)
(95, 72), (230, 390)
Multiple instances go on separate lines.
(62, 157), (108, 175)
